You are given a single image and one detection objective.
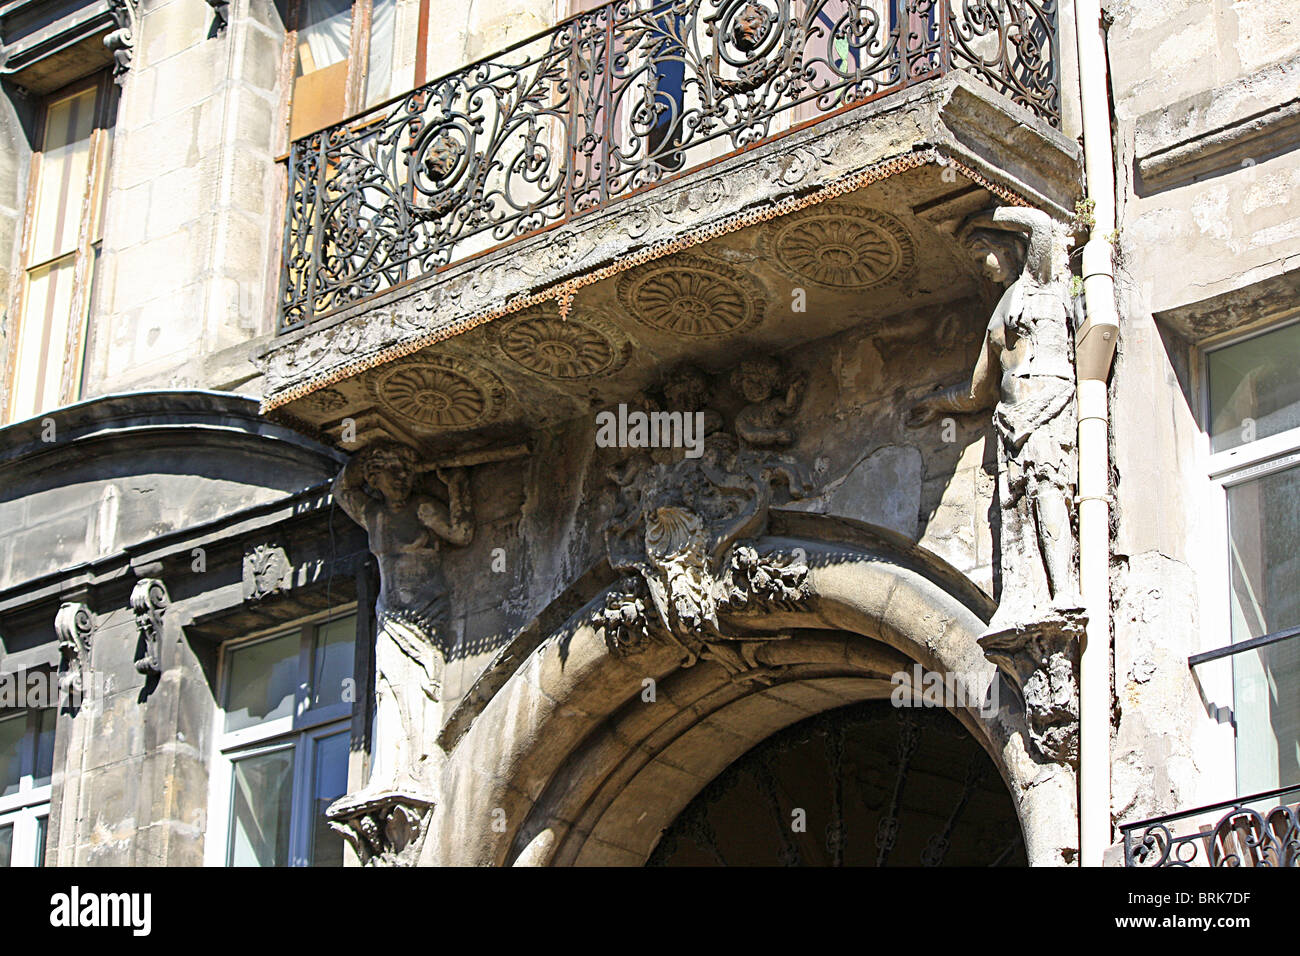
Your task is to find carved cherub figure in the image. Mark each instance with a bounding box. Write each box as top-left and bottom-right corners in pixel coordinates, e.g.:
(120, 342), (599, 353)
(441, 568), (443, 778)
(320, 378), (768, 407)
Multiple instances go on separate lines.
(332, 441), (473, 792)
(732, 357), (805, 448)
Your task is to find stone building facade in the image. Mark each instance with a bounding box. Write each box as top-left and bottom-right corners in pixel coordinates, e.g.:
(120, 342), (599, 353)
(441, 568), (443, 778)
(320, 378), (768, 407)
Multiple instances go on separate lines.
(0, 0), (1296, 867)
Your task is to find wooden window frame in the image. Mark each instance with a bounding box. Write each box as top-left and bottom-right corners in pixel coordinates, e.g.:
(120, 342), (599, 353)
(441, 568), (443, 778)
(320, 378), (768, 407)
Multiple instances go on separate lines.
(2, 71), (115, 425)
(280, 0), (382, 145)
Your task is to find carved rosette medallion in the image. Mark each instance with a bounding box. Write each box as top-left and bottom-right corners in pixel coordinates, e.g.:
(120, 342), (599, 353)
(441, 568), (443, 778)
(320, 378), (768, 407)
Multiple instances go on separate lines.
(616, 255), (765, 337)
(496, 309), (629, 379)
(766, 205), (916, 289)
(368, 357), (505, 429)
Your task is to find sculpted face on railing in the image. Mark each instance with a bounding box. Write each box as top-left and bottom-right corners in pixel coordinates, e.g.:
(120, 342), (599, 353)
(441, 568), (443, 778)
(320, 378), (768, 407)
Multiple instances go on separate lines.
(279, 0), (1060, 330)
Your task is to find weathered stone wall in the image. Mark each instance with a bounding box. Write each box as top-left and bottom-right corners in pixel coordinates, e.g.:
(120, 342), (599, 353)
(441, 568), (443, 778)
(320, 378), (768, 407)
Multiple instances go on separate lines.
(433, 300), (997, 715)
(81, 0), (288, 397)
(1105, 0), (1300, 823)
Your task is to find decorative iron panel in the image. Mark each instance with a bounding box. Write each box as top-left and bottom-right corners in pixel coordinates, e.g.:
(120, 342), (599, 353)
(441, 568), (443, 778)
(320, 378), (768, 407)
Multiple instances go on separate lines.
(279, 0), (1060, 331)
(1122, 786), (1300, 867)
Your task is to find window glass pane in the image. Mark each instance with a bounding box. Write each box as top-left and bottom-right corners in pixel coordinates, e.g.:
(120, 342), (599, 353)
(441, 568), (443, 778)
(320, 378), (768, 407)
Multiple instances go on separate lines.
(1234, 642), (1300, 794)
(364, 0), (396, 108)
(309, 731), (350, 866)
(310, 614), (355, 710)
(12, 255), (76, 422)
(1228, 462), (1300, 793)
(1228, 463), (1300, 641)
(1209, 322), (1300, 453)
(227, 747), (296, 866)
(34, 816), (47, 867)
(0, 715), (24, 797)
(0, 824), (11, 868)
(224, 632), (300, 733)
(297, 0), (352, 76)
(33, 708), (56, 788)
(31, 87), (97, 265)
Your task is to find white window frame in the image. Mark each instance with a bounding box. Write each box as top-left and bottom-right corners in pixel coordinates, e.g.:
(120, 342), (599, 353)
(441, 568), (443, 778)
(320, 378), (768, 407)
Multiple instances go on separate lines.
(0, 707), (54, 868)
(1196, 309), (1300, 798)
(204, 606), (358, 867)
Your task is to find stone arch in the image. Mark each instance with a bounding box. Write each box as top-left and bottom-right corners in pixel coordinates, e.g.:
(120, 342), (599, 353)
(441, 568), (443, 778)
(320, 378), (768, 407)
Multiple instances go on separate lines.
(431, 517), (1078, 867)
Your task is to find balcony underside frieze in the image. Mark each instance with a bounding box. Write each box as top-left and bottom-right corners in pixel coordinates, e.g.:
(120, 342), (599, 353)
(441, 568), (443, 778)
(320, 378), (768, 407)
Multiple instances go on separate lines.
(258, 73), (1080, 454)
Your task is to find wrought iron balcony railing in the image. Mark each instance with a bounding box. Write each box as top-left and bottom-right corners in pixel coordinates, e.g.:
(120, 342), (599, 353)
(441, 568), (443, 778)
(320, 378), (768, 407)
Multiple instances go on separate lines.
(278, 0), (1061, 332)
(1121, 785), (1300, 867)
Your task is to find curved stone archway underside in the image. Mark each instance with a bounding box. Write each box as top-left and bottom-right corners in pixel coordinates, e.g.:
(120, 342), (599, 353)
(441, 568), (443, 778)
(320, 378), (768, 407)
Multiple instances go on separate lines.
(430, 525), (1079, 867)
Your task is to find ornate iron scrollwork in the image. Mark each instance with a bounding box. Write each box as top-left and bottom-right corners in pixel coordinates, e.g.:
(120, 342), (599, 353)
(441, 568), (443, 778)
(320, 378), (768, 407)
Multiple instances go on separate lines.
(279, 0), (1061, 330)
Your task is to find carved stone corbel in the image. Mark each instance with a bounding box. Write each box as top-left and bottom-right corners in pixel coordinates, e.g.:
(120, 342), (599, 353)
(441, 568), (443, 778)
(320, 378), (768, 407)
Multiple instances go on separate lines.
(54, 602), (95, 701)
(978, 610), (1085, 767)
(130, 578), (169, 676)
(326, 791), (435, 867)
(206, 0), (230, 31)
(104, 0), (139, 83)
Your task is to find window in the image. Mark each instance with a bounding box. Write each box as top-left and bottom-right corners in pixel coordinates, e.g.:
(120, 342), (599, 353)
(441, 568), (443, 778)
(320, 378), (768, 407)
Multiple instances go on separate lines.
(0, 707), (56, 867)
(207, 612), (357, 867)
(285, 0), (397, 140)
(1203, 318), (1300, 796)
(4, 73), (114, 424)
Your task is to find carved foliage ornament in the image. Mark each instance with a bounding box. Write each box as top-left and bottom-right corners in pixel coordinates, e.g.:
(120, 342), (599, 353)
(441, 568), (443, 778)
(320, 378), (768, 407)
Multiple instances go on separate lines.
(243, 543), (292, 602)
(130, 578), (169, 676)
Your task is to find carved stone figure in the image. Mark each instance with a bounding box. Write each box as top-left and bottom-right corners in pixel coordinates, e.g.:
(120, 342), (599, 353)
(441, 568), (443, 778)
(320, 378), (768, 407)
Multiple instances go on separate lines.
(601, 412), (814, 681)
(909, 207), (1082, 631)
(908, 206), (1084, 765)
(331, 442), (473, 796)
(732, 356), (805, 448)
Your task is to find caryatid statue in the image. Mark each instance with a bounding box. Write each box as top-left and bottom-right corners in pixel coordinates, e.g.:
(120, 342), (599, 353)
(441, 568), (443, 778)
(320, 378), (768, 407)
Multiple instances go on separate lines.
(909, 206), (1083, 633)
(332, 441), (473, 794)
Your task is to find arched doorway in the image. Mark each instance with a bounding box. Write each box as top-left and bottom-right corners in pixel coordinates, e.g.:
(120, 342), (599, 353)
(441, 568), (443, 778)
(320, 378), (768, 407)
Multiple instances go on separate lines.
(431, 524), (1078, 867)
(647, 700), (1026, 866)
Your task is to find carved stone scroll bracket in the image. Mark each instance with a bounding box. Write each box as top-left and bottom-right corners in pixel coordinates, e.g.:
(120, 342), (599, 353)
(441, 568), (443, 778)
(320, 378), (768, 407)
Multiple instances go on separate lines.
(326, 790), (435, 867)
(977, 609), (1086, 768)
(206, 0), (230, 32)
(54, 602), (95, 703)
(104, 0), (139, 83)
(130, 578), (169, 676)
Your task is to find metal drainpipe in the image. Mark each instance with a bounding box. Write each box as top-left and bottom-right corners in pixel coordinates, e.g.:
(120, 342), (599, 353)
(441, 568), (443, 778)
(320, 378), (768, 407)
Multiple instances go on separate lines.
(1073, 0), (1120, 866)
